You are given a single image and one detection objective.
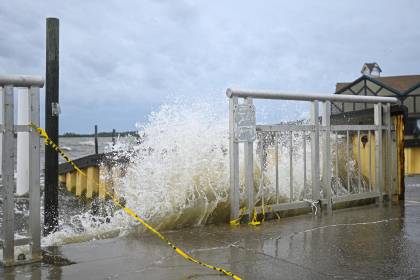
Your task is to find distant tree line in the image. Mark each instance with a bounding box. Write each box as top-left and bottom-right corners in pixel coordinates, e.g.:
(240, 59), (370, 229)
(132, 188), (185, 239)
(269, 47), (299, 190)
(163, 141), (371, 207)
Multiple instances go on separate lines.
(61, 131), (138, 137)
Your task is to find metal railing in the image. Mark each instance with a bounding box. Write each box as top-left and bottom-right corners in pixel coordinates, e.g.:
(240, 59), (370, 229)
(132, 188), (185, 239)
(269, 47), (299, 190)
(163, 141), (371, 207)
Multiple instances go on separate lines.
(227, 88), (399, 221)
(0, 75), (43, 266)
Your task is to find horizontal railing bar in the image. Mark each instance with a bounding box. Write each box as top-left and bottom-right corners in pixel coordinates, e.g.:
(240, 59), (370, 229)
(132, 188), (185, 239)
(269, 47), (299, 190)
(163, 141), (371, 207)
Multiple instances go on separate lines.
(328, 125), (384, 131)
(256, 124), (389, 133)
(0, 125), (37, 133)
(257, 124), (314, 132)
(226, 88), (399, 104)
(255, 201), (312, 214)
(330, 192), (381, 204)
(0, 237), (31, 249)
(15, 124), (31, 132)
(0, 75), (44, 87)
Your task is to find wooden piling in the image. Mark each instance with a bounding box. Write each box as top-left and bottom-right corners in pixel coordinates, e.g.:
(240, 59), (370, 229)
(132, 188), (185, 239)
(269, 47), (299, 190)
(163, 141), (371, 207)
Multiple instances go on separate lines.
(112, 129), (116, 146)
(94, 125), (98, 155)
(76, 172), (87, 196)
(44, 17), (60, 235)
(65, 172), (76, 192)
(86, 167), (99, 198)
(99, 181), (106, 199)
(99, 168), (109, 199)
(59, 174), (66, 184)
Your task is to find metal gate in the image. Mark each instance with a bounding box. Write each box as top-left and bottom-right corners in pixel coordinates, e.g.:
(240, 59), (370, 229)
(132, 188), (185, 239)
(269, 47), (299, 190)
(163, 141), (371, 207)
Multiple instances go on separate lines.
(227, 89), (399, 222)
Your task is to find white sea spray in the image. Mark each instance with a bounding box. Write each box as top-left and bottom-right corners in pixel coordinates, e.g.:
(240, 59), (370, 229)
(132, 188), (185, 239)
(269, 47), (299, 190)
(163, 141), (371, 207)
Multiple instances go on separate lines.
(43, 101), (359, 246)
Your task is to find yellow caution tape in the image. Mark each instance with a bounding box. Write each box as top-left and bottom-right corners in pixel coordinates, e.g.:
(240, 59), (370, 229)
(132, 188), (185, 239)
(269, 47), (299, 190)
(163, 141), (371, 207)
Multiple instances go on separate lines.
(261, 201), (266, 223)
(248, 209), (261, 226)
(230, 206), (265, 226)
(267, 206), (281, 220)
(30, 124), (86, 176)
(31, 123), (242, 280)
(229, 206), (248, 226)
(229, 202), (280, 226)
(229, 219), (240, 226)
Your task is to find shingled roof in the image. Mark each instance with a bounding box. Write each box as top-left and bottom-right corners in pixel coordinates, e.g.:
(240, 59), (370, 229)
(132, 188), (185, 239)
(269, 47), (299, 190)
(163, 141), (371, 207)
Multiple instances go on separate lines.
(336, 75), (420, 94)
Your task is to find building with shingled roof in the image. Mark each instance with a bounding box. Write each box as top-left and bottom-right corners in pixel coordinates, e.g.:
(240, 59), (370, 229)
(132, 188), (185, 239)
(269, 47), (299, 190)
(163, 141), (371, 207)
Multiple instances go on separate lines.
(334, 63), (420, 175)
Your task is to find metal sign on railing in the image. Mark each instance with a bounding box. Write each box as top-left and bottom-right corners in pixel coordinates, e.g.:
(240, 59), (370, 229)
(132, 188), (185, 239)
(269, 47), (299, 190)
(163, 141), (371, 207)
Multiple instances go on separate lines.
(234, 104), (256, 142)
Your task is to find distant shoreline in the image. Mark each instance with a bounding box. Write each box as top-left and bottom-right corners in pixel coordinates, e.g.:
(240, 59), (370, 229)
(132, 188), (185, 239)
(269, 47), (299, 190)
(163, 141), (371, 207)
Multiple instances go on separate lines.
(60, 131), (137, 137)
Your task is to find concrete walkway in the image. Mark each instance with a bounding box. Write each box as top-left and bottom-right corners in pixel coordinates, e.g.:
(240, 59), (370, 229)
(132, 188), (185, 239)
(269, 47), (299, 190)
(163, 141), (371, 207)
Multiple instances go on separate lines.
(2, 183), (420, 280)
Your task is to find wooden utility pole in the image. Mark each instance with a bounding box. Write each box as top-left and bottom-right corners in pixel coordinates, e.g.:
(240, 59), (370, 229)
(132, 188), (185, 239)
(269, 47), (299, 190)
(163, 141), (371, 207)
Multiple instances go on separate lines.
(112, 129), (116, 146)
(44, 17), (59, 235)
(94, 125), (98, 154)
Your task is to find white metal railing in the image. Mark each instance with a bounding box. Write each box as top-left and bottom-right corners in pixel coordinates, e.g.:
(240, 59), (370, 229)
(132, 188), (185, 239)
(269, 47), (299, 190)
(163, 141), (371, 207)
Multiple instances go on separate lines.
(227, 88), (399, 222)
(0, 75), (43, 266)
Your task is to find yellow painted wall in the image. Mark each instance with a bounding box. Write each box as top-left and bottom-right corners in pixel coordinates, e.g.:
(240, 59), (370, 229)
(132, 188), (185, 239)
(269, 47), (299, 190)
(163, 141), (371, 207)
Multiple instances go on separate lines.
(352, 131), (377, 188)
(60, 166), (109, 199)
(351, 115), (405, 198)
(405, 147), (420, 175)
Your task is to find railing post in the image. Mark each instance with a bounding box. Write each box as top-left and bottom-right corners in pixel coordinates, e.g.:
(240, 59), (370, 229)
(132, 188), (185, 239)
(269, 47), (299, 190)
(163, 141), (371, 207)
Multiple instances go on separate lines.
(244, 98), (254, 218)
(311, 101), (321, 202)
(357, 130), (361, 192)
(289, 131), (293, 202)
(302, 133), (307, 197)
(0, 87), (2, 175)
(2, 85), (15, 266)
(346, 130), (351, 192)
(374, 103), (383, 202)
(28, 86), (41, 261)
(391, 130), (398, 200)
(321, 101), (332, 212)
(275, 133), (279, 204)
(17, 88), (30, 195)
(229, 96), (240, 221)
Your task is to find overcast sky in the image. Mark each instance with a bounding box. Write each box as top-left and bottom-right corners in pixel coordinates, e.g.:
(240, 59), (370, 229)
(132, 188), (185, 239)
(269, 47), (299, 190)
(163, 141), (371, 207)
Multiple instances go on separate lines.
(1, 1), (419, 133)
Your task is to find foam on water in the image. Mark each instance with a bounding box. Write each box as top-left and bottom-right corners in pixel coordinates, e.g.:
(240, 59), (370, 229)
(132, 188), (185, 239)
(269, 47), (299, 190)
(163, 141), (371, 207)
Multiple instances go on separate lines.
(42, 100), (359, 246)
(111, 101), (232, 229)
(43, 101), (231, 245)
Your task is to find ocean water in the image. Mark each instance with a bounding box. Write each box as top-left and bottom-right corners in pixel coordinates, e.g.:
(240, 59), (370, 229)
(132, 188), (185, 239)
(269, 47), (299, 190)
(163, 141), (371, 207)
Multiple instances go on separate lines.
(57, 136), (114, 163)
(45, 101), (316, 245)
(0, 136), (116, 242)
(2, 101), (360, 246)
(44, 102), (235, 245)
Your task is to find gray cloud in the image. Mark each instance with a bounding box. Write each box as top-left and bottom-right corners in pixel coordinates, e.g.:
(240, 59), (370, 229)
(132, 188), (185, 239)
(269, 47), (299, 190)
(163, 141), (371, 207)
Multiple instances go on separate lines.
(1, 0), (419, 132)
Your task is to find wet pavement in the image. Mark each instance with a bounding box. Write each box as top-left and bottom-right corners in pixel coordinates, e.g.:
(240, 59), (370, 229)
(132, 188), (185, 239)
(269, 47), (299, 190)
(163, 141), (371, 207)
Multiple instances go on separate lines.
(2, 182), (420, 280)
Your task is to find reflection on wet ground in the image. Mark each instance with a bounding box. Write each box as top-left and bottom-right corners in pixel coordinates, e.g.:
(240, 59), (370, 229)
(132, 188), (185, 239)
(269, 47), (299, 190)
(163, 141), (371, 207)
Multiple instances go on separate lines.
(2, 182), (420, 280)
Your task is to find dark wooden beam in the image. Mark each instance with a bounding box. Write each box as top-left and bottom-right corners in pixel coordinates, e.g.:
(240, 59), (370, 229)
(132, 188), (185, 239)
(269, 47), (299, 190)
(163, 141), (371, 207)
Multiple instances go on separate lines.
(334, 76), (365, 95)
(402, 82), (420, 99)
(348, 87), (357, 95)
(334, 75), (403, 97)
(374, 86), (383, 95)
(365, 85), (378, 96)
(364, 80), (367, 109)
(58, 152), (130, 175)
(331, 102), (344, 114)
(364, 75), (402, 96)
